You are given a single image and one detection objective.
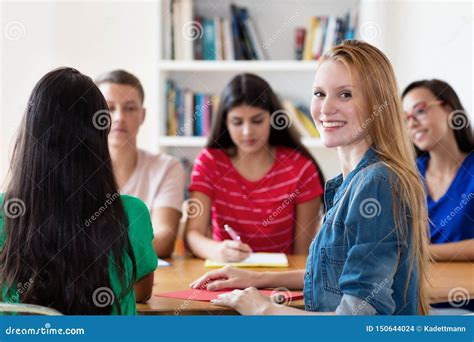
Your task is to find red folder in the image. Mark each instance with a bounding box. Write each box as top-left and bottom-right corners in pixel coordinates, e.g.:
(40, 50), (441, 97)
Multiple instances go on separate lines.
(156, 288), (304, 302)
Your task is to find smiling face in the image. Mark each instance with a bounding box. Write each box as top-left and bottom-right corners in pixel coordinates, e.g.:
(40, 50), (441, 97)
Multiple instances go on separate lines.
(310, 60), (367, 148)
(402, 87), (453, 152)
(98, 82), (145, 149)
(226, 105), (271, 154)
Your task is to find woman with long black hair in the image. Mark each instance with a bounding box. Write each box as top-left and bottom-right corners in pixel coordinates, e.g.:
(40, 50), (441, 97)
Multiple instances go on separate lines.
(185, 73), (325, 262)
(0, 67), (157, 315)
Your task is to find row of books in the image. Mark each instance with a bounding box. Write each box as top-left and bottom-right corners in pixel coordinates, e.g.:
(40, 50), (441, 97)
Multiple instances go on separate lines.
(167, 0), (265, 60)
(295, 10), (357, 60)
(165, 80), (219, 136)
(165, 80), (319, 138)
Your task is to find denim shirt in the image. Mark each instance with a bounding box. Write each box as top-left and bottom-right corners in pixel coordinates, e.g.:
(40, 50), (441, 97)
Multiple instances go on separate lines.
(303, 148), (418, 315)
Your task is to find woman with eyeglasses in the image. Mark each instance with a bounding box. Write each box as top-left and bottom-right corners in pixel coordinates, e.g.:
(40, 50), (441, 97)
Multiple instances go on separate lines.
(402, 80), (474, 262)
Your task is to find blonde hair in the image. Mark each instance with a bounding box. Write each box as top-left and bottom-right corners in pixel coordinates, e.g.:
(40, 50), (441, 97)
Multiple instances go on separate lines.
(319, 40), (430, 315)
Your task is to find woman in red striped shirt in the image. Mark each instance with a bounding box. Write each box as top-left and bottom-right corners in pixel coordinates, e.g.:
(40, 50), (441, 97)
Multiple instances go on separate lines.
(185, 73), (325, 262)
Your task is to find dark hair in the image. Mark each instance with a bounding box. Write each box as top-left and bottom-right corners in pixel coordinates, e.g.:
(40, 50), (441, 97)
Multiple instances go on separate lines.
(402, 79), (473, 156)
(95, 69), (145, 104)
(1, 67), (136, 314)
(207, 73), (325, 196)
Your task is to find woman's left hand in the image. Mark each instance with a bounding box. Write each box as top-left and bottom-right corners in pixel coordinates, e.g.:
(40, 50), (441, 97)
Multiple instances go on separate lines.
(211, 287), (273, 315)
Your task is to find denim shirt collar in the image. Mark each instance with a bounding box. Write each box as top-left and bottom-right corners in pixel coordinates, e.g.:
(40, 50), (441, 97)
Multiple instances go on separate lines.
(324, 147), (379, 210)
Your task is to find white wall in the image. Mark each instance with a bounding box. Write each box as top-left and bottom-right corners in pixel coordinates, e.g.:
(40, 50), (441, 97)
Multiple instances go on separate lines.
(1, 1), (159, 189)
(360, 0), (473, 118)
(1, 0), (473, 189)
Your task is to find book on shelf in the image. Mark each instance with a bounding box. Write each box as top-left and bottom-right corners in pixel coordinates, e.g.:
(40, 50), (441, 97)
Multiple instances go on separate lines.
(296, 9), (357, 61)
(295, 28), (306, 60)
(165, 80), (219, 137)
(167, 0), (266, 60)
(166, 80), (319, 139)
(281, 100), (320, 138)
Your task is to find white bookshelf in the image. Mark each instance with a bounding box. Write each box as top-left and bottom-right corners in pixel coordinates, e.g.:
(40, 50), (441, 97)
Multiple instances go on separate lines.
(158, 60), (319, 72)
(156, 0), (360, 178)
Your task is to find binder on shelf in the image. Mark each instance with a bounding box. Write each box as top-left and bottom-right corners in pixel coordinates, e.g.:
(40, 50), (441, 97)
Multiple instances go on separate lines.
(203, 19), (216, 60)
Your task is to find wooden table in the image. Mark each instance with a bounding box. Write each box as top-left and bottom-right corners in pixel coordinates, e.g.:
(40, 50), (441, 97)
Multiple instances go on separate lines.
(137, 255), (474, 315)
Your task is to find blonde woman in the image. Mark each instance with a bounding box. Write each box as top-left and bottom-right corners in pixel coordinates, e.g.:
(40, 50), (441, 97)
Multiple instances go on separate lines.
(190, 40), (430, 315)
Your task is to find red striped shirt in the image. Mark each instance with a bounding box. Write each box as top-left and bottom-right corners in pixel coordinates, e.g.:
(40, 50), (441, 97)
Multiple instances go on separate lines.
(189, 147), (324, 254)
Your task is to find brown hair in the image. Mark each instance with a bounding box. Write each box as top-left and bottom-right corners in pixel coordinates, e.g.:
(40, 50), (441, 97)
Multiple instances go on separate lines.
(95, 69), (145, 104)
(402, 79), (473, 156)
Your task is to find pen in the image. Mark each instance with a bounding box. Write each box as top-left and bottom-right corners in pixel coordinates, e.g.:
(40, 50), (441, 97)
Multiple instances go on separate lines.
(224, 224), (241, 242)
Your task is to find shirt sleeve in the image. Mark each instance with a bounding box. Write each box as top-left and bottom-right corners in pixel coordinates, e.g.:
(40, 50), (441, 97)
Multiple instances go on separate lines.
(151, 159), (186, 212)
(125, 196), (158, 280)
(339, 173), (408, 315)
(188, 149), (216, 199)
(336, 294), (377, 315)
(294, 159), (324, 204)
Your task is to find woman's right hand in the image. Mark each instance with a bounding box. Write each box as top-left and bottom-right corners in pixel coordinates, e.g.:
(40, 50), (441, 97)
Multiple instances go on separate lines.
(189, 265), (260, 291)
(216, 240), (252, 262)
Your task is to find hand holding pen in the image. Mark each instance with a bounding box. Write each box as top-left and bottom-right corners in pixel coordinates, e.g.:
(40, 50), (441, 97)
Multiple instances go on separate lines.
(216, 224), (253, 262)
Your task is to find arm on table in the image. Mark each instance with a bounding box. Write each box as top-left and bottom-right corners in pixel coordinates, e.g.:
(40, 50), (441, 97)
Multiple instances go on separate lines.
(151, 207), (181, 258)
(185, 192), (252, 262)
(429, 239), (474, 261)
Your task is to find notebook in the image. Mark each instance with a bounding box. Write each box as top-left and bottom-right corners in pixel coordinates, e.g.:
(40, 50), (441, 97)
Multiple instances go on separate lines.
(156, 288), (304, 302)
(204, 252), (289, 268)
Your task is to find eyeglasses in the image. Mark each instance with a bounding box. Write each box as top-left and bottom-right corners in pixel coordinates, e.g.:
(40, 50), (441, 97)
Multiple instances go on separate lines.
(405, 100), (444, 123)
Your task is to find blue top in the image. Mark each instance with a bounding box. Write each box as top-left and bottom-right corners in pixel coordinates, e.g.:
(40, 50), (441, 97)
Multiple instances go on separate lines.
(303, 147), (418, 315)
(416, 153), (474, 244)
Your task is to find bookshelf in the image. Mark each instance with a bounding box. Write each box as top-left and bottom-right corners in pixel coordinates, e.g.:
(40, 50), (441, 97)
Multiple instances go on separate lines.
(156, 0), (361, 178)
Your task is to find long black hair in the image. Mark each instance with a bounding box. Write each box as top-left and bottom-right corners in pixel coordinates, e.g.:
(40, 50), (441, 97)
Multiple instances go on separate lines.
(402, 79), (474, 156)
(207, 73), (326, 194)
(0, 67), (136, 314)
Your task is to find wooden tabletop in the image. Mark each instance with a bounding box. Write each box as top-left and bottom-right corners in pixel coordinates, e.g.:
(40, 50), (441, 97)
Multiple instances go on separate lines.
(137, 255), (474, 315)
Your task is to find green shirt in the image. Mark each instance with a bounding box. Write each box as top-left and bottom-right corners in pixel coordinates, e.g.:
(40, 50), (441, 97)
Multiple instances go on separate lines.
(0, 193), (157, 315)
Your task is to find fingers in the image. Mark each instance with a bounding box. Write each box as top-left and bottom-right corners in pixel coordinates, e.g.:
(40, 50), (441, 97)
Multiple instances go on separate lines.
(226, 248), (251, 262)
(239, 242), (253, 253)
(226, 240), (253, 253)
(189, 268), (228, 289)
(211, 290), (242, 307)
(207, 279), (235, 291)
